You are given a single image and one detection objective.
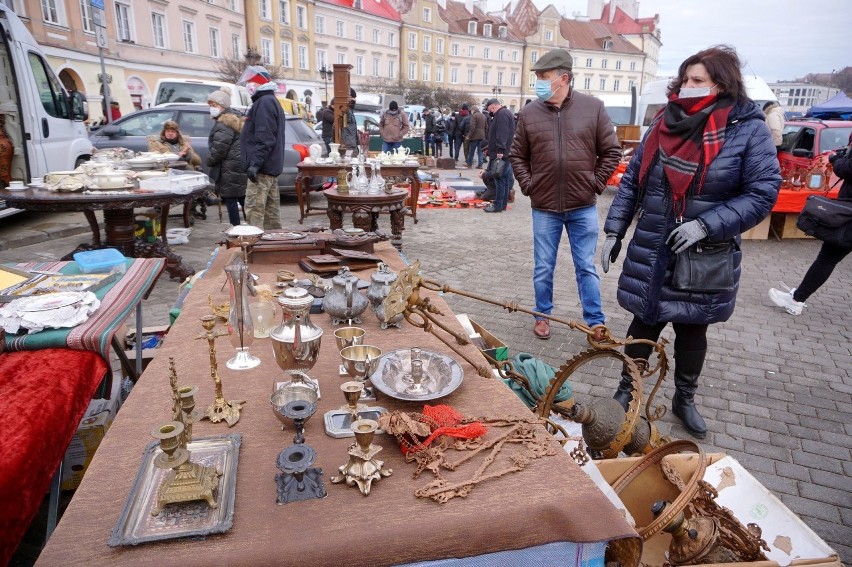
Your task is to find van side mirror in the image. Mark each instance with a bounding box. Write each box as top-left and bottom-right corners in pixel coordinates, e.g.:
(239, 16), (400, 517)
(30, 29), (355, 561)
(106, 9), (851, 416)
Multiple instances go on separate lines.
(792, 148), (813, 159)
(68, 91), (88, 121)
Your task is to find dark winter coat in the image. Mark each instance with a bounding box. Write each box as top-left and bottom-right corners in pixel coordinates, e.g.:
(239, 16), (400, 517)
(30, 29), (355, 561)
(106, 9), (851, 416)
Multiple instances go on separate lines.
(483, 106), (514, 157)
(454, 112), (470, 140)
(240, 89), (286, 176)
(510, 92), (621, 212)
(603, 100), (781, 325)
(466, 108), (486, 141)
(317, 107), (334, 139)
(424, 112), (435, 135)
(207, 109), (247, 199)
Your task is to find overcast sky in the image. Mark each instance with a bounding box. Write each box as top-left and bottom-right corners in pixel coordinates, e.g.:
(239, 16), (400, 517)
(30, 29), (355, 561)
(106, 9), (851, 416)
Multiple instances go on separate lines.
(506, 0), (851, 83)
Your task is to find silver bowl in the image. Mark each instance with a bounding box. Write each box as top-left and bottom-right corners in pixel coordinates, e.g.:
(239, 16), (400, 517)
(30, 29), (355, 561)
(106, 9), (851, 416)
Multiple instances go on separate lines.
(369, 348), (464, 401)
(271, 385), (318, 429)
(340, 345), (382, 381)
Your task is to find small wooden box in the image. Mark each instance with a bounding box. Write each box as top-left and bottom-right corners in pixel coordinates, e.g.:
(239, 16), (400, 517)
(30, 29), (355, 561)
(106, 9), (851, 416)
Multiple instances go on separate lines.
(770, 212), (813, 239)
(741, 217), (771, 240)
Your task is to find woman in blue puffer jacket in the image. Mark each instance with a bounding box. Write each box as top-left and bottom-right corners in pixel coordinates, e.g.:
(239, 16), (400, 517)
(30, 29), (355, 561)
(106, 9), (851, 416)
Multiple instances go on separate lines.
(600, 45), (781, 439)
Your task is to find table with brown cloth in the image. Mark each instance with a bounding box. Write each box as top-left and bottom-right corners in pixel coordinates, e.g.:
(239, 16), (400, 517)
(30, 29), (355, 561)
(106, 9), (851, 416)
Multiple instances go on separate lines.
(37, 242), (639, 567)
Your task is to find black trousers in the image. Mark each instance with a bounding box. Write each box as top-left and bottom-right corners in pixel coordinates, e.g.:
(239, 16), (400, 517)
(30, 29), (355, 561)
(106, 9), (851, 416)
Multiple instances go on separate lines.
(793, 242), (851, 302)
(626, 316), (709, 353)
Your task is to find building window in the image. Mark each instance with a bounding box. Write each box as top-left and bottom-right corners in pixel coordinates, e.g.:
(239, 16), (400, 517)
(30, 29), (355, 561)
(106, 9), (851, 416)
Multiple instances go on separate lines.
(355, 24), (363, 41)
(388, 60), (395, 79)
(450, 68), (458, 84)
(232, 33), (240, 58)
(388, 32), (395, 47)
(261, 38), (272, 64)
(629, 61), (636, 71)
(467, 21), (476, 34)
(510, 72), (517, 87)
(599, 78), (606, 90)
(436, 66), (443, 83)
(583, 77), (591, 89)
(372, 57), (379, 76)
(628, 79), (636, 91)
(422, 64), (430, 82)
(79, 0), (94, 33)
(296, 5), (305, 29)
(182, 20), (196, 53)
(408, 62), (416, 81)
(467, 69), (474, 84)
(373, 29), (380, 43)
(316, 49), (326, 69)
(151, 13), (166, 48)
(423, 35), (430, 52)
(408, 32), (416, 50)
(468, 45), (474, 57)
(298, 45), (307, 69)
(115, 3), (132, 41)
(259, 0), (270, 19)
(613, 79), (620, 91)
(499, 26), (507, 38)
(585, 57), (592, 67)
(481, 70), (488, 85)
(531, 50), (538, 63)
(337, 52), (346, 64)
(483, 24), (491, 37)
(512, 50), (518, 62)
(573, 57), (578, 67)
(229, 0), (237, 10)
(615, 60), (622, 70)
(601, 59), (608, 69)
(436, 38), (444, 54)
(336, 20), (344, 38)
(527, 72), (535, 88)
(423, 7), (431, 21)
(209, 28), (220, 57)
(315, 15), (324, 34)
(603, 39), (613, 50)
(451, 43), (459, 56)
(497, 49), (504, 61)
(545, 30), (552, 41)
(279, 1), (289, 24)
(483, 47), (490, 59)
(356, 56), (364, 75)
(41, 0), (64, 25)
(496, 71), (503, 86)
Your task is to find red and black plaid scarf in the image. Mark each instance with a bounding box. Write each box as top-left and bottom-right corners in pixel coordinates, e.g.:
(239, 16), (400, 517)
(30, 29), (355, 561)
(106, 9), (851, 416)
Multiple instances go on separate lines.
(639, 93), (734, 216)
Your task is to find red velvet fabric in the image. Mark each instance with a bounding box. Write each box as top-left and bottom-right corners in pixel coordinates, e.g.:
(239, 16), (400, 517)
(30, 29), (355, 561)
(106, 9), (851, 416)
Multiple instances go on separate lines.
(0, 349), (107, 565)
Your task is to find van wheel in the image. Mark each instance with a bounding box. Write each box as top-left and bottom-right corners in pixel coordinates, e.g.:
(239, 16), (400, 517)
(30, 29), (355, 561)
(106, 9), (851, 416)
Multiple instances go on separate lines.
(75, 156), (91, 167)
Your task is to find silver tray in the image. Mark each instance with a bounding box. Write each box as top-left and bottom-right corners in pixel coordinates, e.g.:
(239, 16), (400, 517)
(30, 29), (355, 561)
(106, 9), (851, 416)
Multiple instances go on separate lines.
(108, 434), (241, 547)
(369, 348), (464, 401)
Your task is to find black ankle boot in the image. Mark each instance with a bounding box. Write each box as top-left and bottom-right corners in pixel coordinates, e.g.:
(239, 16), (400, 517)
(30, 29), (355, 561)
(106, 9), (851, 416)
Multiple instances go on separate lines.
(613, 342), (654, 411)
(671, 349), (707, 439)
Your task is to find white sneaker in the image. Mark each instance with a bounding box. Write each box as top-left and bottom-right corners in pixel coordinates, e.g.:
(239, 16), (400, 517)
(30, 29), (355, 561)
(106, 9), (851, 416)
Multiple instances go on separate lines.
(769, 283), (805, 315)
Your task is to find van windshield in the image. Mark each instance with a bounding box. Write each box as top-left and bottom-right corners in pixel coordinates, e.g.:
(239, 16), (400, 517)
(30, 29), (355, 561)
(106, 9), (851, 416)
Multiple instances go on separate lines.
(156, 83), (221, 105)
(605, 107), (632, 126)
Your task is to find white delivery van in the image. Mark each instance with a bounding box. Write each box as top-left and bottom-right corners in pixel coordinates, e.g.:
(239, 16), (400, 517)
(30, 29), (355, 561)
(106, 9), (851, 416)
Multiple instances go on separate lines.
(154, 78), (250, 111)
(0, 4), (91, 218)
(636, 76), (779, 137)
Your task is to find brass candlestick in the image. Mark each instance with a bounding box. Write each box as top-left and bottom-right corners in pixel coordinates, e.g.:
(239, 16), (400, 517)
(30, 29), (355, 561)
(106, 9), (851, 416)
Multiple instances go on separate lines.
(340, 381), (365, 420)
(330, 419), (392, 495)
(196, 315), (245, 426)
(168, 357), (200, 443)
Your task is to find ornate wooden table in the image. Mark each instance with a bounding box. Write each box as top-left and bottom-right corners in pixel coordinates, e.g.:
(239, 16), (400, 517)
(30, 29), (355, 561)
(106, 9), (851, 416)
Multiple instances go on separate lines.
(0, 186), (208, 280)
(295, 161), (421, 225)
(323, 188), (408, 249)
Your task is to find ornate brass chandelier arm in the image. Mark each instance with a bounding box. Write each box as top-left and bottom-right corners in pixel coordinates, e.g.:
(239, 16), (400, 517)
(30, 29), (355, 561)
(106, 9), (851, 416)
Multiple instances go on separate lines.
(403, 308), (493, 378)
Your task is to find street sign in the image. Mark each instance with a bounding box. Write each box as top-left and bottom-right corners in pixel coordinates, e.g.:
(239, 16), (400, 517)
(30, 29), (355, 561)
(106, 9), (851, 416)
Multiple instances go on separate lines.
(92, 8), (105, 27)
(95, 26), (108, 49)
(90, 0), (105, 9)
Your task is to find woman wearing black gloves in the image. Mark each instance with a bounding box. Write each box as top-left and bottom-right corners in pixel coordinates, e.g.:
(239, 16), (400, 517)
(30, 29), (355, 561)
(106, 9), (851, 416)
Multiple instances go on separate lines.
(600, 45), (781, 439)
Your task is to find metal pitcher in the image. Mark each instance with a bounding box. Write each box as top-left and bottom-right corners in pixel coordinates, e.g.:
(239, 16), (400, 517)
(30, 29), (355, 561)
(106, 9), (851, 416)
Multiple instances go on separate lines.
(366, 263), (404, 329)
(271, 287), (323, 374)
(322, 266), (369, 325)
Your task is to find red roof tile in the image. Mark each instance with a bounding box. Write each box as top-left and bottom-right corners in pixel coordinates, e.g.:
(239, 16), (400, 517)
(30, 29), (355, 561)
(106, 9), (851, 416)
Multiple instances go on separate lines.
(597, 4), (657, 35)
(437, 0), (522, 41)
(559, 18), (642, 54)
(321, 0), (401, 21)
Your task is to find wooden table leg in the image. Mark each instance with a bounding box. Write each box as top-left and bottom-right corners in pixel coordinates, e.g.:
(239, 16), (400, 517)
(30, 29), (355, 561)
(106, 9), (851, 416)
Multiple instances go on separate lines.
(102, 209), (136, 256)
(83, 209), (102, 246)
(409, 178), (420, 224)
(352, 210), (372, 232)
(296, 172), (306, 224)
(389, 208), (405, 250)
(327, 207), (343, 230)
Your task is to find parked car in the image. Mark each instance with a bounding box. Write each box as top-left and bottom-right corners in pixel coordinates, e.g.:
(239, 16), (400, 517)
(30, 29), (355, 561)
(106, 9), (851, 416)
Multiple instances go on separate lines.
(313, 111), (381, 137)
(778, 119), (852, 185)
(89, 103), (324, 195)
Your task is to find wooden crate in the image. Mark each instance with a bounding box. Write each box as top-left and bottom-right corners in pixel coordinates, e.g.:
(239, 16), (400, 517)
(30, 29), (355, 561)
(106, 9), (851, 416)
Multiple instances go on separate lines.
(770, 212), (813, 239)
(741, 217), (770, 240)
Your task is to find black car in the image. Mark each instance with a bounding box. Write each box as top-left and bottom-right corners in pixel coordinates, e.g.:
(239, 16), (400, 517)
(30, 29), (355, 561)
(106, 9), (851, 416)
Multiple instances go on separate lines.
(89, 103), (323, 195)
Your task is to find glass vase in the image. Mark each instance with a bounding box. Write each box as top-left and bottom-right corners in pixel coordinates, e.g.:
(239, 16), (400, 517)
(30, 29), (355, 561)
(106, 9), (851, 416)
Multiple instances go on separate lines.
(224, 259), (261, 370)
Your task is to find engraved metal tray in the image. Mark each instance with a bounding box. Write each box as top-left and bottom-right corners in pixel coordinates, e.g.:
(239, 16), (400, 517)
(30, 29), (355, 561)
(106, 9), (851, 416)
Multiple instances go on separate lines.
(108, 434), (241, 547)
(370, 348), (464, 401)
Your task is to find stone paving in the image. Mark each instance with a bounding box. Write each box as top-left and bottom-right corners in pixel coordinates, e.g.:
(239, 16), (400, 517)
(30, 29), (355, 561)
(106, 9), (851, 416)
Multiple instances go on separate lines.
(0, 172), (850, 562)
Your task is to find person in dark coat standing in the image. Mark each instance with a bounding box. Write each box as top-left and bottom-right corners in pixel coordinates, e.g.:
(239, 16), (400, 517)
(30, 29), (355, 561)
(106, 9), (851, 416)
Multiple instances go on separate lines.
(238, 66), (285, 229)
(769, 133), (852, 315)
(465, 105), (486, 168)
(601, 45), (781, 439)
(316, 100), (335, 154)
(481, 98), (514, 213)
(452, 105), (470, 163)
(207, 90), (247, 226)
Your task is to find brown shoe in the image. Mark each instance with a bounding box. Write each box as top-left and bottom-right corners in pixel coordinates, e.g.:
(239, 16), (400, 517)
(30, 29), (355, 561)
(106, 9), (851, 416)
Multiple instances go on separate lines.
(533, 319), (550, 339)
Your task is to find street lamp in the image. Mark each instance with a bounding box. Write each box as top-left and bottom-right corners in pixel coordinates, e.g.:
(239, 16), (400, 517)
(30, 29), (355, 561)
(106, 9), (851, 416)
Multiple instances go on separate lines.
(492, 87), (502, 97)
(319, 65), (331, 102)
(244, 47), (262, 66)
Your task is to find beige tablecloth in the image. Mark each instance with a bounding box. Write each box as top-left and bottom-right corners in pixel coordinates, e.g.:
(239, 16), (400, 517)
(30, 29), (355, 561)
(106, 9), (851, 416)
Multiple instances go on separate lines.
(37, 243), (639, 566)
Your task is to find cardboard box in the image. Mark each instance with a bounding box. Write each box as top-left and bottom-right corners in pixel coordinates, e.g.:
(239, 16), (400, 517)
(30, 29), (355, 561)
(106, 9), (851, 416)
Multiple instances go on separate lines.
(595, 453), (840, 567)
(741, 217), (771, 240)
(771, 212), (813, 239)
(456, 314), (509, 362)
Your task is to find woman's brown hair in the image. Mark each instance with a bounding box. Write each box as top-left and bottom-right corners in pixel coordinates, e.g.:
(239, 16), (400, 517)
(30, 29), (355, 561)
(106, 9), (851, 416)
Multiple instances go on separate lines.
(667, 45), (748, 103)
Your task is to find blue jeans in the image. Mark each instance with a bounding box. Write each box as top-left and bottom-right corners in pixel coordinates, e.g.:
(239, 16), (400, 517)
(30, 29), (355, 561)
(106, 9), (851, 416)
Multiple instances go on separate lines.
(491, 159), (513, 211)
(382, 141), (402, 153)
(466, 140), (484, 167)
(322, 136), (332, 154)
(532, 206), (605, 326)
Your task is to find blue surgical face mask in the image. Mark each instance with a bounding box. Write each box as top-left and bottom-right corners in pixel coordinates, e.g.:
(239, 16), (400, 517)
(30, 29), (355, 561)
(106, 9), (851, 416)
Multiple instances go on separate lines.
(679, 86), (714, 98)
(535, 78), (559, 101)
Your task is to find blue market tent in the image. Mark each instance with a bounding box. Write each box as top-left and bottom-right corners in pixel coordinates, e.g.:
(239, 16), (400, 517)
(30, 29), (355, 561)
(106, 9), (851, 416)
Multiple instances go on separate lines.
(806, 92), (852, 119)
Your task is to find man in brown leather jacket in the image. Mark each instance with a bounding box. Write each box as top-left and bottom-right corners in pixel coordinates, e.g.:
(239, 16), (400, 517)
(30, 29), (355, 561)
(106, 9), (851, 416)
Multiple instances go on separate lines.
(510, 48), (621, 339)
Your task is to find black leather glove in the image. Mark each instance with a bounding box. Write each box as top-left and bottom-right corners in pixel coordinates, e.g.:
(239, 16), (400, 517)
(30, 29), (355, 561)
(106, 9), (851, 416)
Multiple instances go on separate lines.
(247, 165), (259, 183)
(600, 234), (622, 273)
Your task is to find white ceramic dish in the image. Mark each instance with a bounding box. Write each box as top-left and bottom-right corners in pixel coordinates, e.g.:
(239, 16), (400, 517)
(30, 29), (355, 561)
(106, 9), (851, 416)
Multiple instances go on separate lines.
(6, 184), (27, 192)
(15, 292), (85, 312)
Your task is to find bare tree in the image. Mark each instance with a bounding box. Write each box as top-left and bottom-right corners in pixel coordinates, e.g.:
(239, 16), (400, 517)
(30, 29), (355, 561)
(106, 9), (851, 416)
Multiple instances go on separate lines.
(214, 56), (288, 84)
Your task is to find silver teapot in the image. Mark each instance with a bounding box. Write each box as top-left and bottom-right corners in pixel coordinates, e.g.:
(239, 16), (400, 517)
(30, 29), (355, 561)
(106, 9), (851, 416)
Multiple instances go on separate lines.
(366, 263), (403, 329)
(322, 266), (369, 325)
(270, 287), (323, 376)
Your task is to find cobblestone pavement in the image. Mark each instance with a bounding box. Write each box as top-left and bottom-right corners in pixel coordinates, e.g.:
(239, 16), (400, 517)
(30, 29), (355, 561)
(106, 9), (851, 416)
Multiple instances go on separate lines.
(1, 174), (850, 561)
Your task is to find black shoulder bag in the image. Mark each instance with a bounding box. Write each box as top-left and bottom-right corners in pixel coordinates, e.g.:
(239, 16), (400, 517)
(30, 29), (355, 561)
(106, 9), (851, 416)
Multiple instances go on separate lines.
(796, 195), (852, 247)
(672, 240), (739, 293)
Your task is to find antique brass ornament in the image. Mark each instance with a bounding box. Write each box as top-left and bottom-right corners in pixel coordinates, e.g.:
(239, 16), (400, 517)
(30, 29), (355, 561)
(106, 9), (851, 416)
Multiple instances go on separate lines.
(149, 359), (222, 516)
(381, 261), (671, 457)
(330, 419), (392, 495)
(196, 315), (246, 426)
